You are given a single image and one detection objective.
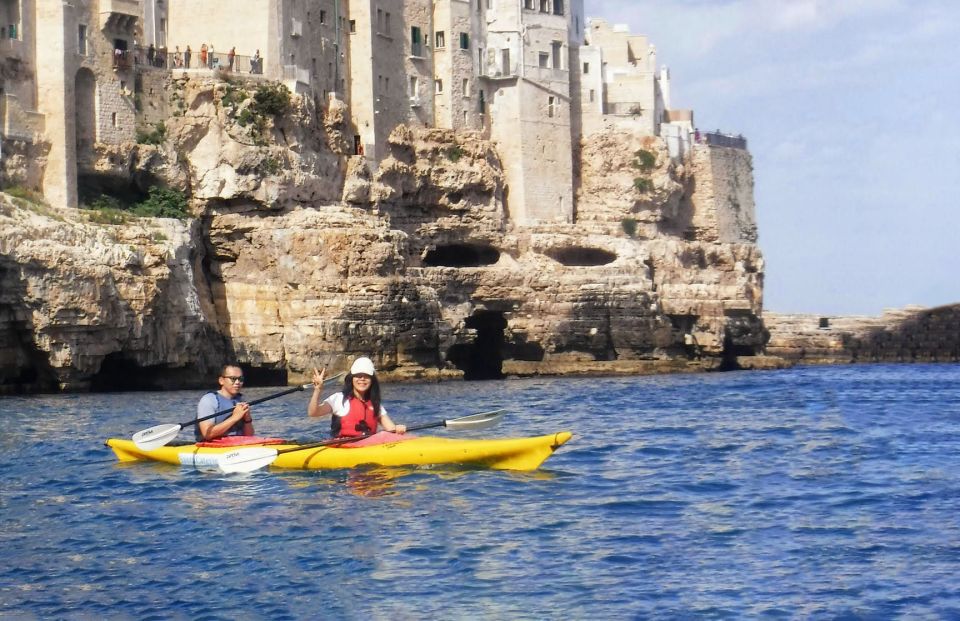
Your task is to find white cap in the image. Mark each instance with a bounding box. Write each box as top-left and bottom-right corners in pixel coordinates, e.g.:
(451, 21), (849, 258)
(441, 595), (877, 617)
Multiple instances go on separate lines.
(350, 356), (376, 376)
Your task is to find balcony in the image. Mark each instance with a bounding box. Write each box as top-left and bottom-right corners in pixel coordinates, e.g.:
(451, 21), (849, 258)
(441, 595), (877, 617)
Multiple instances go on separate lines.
(100, 0), (140, 32)
(0, 37), (24, 61)
(481, 64), (519, 81)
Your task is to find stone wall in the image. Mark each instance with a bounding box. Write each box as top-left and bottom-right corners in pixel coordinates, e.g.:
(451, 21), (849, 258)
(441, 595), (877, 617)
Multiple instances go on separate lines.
(765, 305), (960, 364)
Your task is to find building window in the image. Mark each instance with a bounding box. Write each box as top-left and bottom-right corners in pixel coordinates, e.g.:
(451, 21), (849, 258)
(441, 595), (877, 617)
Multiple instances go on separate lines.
(547, 96), (555, 117)
(459, 32), (469, 50)
(553, 0), (564, 15)
(349, 20), (356, 33)
(409, 76), (418, 99)
(552, 41), (562, 69)
(411, 26), (423, 56)
(435, 31), (445, 48)
(589, 89), (595, 102)
(540, 0), (549, 12)
(112, 112), (118, 127)
(538, 52), (548, 68)
(435, 79), (443, 93)
(524, 0), (534, 9)
(320, 10), (327, 24)
(583, 62), (589, 74)
(385, 12), (392, 35)
(462, 78), (469, 96)
(78, 24), (87, 55)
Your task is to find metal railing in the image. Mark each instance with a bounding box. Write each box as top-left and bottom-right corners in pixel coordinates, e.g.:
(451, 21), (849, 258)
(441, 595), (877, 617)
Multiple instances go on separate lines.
(701, 130), (748, 150)
(125, 46), (264, 74)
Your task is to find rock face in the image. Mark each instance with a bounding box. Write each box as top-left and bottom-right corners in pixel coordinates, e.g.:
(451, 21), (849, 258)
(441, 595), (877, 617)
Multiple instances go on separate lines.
(0, 76), (774, 393)
(765, 306), (960, 364)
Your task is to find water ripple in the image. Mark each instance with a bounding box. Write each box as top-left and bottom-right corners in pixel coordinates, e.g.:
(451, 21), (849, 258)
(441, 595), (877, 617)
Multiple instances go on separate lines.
(2, 364), (960, 618)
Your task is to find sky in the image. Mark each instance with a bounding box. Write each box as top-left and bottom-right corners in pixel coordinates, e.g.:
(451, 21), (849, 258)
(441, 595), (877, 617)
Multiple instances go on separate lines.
(589, 0), (960, 315)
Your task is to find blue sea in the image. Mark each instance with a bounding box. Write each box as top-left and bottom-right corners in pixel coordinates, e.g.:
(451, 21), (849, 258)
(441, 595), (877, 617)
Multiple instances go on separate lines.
(2, 364), (960, 620)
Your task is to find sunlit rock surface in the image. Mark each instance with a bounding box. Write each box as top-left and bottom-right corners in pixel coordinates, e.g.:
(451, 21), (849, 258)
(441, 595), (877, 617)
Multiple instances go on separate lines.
(0, 78), (776, 392)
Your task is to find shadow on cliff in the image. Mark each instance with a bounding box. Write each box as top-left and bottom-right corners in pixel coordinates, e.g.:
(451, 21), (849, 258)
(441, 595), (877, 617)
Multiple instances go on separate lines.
(846, 304), (960, 363)
(0, 260), (59, 393)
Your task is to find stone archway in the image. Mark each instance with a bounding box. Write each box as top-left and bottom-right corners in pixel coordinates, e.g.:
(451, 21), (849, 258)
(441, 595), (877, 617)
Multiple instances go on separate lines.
(75, 68), (97, 157)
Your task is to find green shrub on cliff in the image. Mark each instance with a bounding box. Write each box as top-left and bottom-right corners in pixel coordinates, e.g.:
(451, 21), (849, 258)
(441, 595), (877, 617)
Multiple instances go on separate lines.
(446, 145), (466, 162)
(633, 149), (657, 172)
(84, 187), (189, 222)
(633, 177), (653, 193)
(621, 217), (638, 237)
(252, 82), (291, 117)
(131, 187), (190, 219)
(136, 122), (167, 145)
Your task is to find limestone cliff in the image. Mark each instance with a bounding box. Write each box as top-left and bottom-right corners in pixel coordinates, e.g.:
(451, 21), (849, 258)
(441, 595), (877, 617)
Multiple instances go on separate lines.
(0, 76), (777, 393)
(765, 306), (960, 364)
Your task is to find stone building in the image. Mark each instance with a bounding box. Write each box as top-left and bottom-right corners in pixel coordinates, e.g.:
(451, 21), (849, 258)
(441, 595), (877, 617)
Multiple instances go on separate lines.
(1, 0), (140, 208)
(1, 0), (711, 228)
(578, 18), (694, 159)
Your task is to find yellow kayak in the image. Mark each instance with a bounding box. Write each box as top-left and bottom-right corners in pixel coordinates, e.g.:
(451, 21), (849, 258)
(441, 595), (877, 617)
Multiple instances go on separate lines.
(106, 431), (573, 471)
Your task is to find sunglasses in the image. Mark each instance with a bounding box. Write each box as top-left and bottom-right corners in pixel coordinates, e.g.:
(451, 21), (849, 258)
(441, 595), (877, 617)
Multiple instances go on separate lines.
(222, 375), (245, 383)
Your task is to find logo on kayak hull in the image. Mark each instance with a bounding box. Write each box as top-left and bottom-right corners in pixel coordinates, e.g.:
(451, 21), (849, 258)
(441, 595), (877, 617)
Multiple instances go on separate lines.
(177, 453), (222, 468)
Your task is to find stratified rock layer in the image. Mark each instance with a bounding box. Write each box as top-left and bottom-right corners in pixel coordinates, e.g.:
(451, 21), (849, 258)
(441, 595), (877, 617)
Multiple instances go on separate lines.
(765, 306), (960, 364)
(1, 77), (775, 392)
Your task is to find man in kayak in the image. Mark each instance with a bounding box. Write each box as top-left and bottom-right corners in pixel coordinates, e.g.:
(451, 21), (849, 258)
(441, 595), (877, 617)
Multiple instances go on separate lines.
(196, 364), (255, 440)
(307, 357), (406, 437)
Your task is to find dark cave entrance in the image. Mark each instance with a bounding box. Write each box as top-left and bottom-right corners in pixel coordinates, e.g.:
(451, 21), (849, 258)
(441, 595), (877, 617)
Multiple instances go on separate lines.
(423, 244), (500, 267)
(89, 355), (289, 392)
(545, 246), (617, 266)
(90, 354), (170, 391)
(719, 336), (756, 371)
(446, 311), (506, 380)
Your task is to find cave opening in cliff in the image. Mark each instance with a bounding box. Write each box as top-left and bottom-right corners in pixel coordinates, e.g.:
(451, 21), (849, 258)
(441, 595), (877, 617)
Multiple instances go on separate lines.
(446, 311), (506, 380)
(77, 174), (149, 210)
(89, 355), (289, 391)
(546, 246), (617, 266)
(423, 244), (500, 268)
(719, 336), (757, 371)
(90, 355), (176, 391)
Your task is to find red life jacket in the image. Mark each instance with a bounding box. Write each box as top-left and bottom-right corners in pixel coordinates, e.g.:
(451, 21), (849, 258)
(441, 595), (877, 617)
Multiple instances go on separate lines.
(333, 396), (379, 437)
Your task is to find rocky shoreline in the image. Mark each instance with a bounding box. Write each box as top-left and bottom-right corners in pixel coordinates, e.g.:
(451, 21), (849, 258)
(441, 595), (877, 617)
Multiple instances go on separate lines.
(3, 76), (769, 393)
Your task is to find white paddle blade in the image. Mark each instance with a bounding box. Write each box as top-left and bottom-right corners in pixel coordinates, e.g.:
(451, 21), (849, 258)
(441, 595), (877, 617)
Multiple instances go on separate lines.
(132, 423), (183, 451)
(445, 409), (506, 431)
(218, 447), (280, 474)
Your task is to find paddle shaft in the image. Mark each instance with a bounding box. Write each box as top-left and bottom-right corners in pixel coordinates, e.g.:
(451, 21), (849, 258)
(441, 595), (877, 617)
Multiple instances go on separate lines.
(180, 383), (310, 428)
(184, 372), (346, 427)
(216, 409), (506, 473)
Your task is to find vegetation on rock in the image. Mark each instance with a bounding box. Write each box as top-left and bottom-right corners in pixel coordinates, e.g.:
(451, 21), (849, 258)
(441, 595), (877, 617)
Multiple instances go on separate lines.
(83, 187), (190, 223)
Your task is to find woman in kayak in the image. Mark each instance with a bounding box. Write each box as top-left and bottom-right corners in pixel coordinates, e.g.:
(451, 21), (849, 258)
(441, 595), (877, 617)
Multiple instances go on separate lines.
(196, 363), (254, 440)
(308, 357), (407, 437)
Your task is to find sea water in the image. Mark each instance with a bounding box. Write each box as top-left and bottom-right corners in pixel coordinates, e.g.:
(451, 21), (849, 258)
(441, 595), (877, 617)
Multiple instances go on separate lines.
(1, 364), (959, 619)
